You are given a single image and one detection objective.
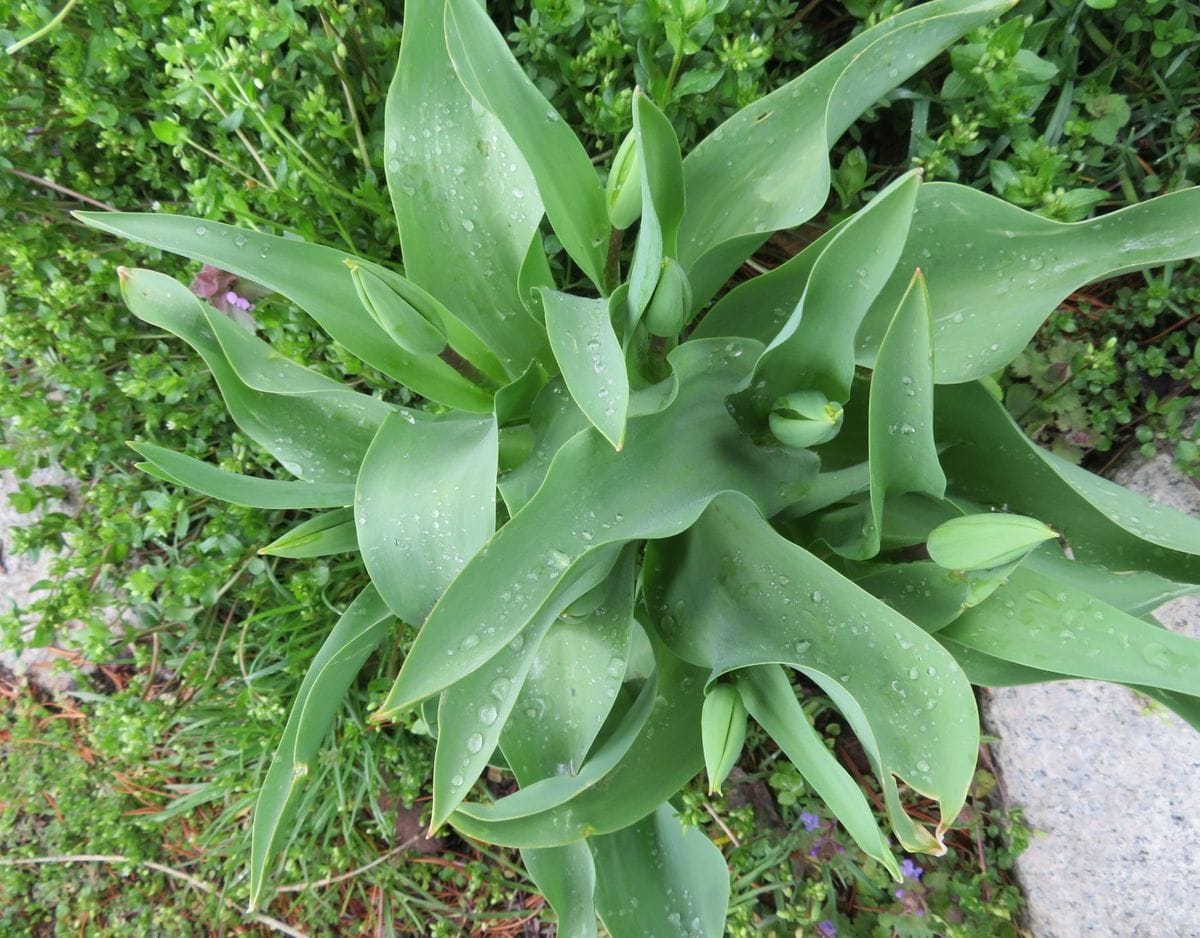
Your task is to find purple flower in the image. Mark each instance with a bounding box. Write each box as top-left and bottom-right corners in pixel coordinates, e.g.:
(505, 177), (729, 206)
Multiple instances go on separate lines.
(900, 858), (924, 881)
(895, 888), (906, 899)
(817, 920), (837, 937)
(800, 811), (821, 832)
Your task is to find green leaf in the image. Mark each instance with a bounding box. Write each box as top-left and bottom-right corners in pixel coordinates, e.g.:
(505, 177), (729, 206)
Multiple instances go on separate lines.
(248, 586), (394, 910)
(444, 0), (610, 289)
(817, 270), (945, 560)
(449, 631), (706, 847)
(678, 0), (1011, 303)
(927, 513), (1058, 570)
(129, 442), (354, 509)
(118, 268), (383, 483)
(541, 289), (629, 450)
(627, 91), (686, 332)
(356, 410), (498, 625)
(939, 566), (1200, 697)
(855, 184), (1200, 383)
(690, 222), (841, 343)
(76, 213), (497, 412)
(591, 804), (730, 938)
(936, 381), (1200, 583)
(645, 495), (979, 854)
(740, 171), (921, 418)
(260, 509), (357, 558)
(700, 682), (747, 794)
(377, 338), (816, 716)
(387, 0), (549, 375)
(1022, 546), (1200, 618)
(523, 844), (598, 938)
(851, 560), (1020, 633)
(149, 118), (186, 145)
(501, 548), (636, 783)
(734, 664), (899, 877)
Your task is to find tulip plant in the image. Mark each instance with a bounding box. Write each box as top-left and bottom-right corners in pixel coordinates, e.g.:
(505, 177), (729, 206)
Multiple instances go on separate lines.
(80, 0), (1200, 932)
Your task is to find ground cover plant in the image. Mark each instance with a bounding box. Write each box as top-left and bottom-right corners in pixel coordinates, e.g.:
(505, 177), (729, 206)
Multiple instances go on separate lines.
(69, 0), (1200, 933)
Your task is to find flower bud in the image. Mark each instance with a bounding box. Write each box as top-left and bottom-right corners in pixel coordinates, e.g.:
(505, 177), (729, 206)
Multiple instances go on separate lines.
(605, 130), (642, 230)
(346, 261), (446, 356)
(701, 682), (747, 795)
(768, 390), (844, 448)
(926, 513), (1058, 571)
(643, 257), (692, 337)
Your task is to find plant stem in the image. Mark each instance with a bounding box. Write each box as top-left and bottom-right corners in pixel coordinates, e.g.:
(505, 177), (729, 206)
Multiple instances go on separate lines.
(5, 0), (80, 54)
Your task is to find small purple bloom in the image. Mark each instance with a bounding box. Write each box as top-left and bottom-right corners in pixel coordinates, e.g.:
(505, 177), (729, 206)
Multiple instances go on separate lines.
(895, 888), (906, 899)
(800, 811), (821, 832)
(817, 920), (837, 937)
(900, 858), (924, 881)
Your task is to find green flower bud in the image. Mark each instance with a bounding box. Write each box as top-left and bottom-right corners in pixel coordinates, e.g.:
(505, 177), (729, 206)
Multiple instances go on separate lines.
(605, 130), (642, 230)
(768, 390), (844, 448)
(346, 261), (446, 356)
(701, 682), (747, 795)
(643, 257), (692, 337)
(926, 513), (1058, 571)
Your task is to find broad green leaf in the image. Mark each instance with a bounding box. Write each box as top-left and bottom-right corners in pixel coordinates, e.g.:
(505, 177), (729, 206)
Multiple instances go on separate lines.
(851, 558), (1023, 633)
(1022, 546), (1200, 617)
(734, 664), (899, 878)
(626, 91), (685, 331)
(387, 0), (548, 375)
(939, 566), (1200, 696)
(700, 682), (747, 794)
(742, 171), (921, 419)
(260, 509), (357, 558)
(377, 338), (816, 716)
(541, 289), (630, 450)
(855, 184), (1200, 382)
(937, 381), (1200, 583)
(449, 631), (706, 847)
(818, 271), (945, 560)
(77, 213), (498, 411)
(591, 804), (729, 938)
(444, 0), (610, 288)
(927, 513), (1057, 570)
(940, 636), (1200, 733)
(690, 225), (841, 343)
(248, 586), (394, 910)
(496, 377), (590, 516)
(501, 548), (636, 782)
(678, 0), (1011, 303)
(523, 844), (598, 938)
(645, 495), (979, 854)
(129, 442), (354, 509)
(432, 545), (624, 829)
(356, 410), (497, 625)
(118, 268), (381, 483)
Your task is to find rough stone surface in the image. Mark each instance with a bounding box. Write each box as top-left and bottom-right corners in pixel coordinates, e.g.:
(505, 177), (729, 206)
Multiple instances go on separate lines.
(984, 451), (1200, 938)
(0, 465), (79, 691)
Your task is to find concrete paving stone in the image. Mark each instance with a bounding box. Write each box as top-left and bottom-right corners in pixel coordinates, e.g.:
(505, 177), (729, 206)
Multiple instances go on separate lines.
(984, 451), (1200, 937)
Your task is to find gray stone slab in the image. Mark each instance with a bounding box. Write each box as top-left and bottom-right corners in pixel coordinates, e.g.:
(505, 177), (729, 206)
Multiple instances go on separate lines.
(0, 465), (80, 691)
(984, 451), (1200, 937)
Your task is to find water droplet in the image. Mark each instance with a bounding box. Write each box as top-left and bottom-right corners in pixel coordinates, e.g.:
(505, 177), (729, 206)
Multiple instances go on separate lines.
(461, 219), (476, 233)
(1143, 642), (1172, 669)
(478, 705), (498, 726)
(194, 225), (207, 236)
(387, 159), (401, 174)
(810, 590), (823, 603)
(466, 733), (484, 754)
(509, 635), (525, 652)
(916, 759), (930, 773)
(546, 109), (560, 122)
(459, 635), (479, 652)
(451, 773), (464, 787)
(233, 233), (246, 248)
